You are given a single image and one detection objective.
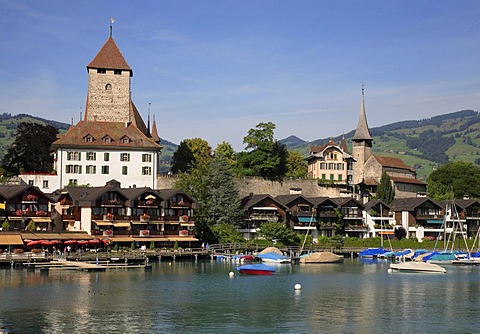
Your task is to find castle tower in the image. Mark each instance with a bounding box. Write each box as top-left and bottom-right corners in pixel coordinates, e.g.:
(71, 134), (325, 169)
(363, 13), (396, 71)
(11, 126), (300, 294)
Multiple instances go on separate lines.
(85, 36), (133, 123)
(352, 87), (373, 184)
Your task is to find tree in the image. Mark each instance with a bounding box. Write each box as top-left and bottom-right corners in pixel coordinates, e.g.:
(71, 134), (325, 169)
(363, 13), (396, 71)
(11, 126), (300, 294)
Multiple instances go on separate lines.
(285, 150), (307, 178)
(394, 226), (407, 240)
(211, 222), (245, 243)
(258, 221), (300, 246)
(237, 122), (288, 180)
(207, 154), (243, 226)
(214, 141), (237, 169)
(2, 122), (58, 176)
(427, 161), (480, 199)
(171, 138), (212, 174)
(376, 171), (395, 203)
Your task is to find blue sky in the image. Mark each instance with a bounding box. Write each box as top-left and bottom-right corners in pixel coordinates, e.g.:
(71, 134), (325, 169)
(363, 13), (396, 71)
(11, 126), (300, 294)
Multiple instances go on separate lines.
(1, 1), (480, 150)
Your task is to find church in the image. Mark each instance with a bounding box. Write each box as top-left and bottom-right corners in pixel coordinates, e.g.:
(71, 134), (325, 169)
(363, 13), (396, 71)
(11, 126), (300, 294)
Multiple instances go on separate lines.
(50, 31), (162, 189)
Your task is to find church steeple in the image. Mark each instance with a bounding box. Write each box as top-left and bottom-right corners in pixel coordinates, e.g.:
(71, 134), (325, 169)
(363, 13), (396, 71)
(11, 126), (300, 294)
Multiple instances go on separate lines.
(353, 84), (372, 142)
(150, 115), (160, 144)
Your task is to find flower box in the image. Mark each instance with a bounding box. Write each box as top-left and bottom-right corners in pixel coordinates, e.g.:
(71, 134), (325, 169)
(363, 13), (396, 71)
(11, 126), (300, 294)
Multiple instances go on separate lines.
(27, 194), (37, 201)
(140, 214), (150, 222)
(105, 213), (114, 221)
(36, 210), (47, 217)
(104, 229), (113, 237)
(179, 215), (189, 222)
(140, 229), (150, 237)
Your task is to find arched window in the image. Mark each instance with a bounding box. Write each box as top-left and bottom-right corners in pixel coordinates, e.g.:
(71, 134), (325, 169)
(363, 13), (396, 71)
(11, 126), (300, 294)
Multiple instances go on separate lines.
(105, 83), (112, 90)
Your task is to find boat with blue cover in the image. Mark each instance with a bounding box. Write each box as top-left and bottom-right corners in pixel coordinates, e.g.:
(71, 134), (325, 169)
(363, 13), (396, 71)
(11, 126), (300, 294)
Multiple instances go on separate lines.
(358, 248), (389, 258)
(257, 252), (291, 263)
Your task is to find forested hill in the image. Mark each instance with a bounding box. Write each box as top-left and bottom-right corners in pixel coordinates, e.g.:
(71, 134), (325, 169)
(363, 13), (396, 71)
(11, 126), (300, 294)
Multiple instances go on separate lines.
(280, 110), (480, 179)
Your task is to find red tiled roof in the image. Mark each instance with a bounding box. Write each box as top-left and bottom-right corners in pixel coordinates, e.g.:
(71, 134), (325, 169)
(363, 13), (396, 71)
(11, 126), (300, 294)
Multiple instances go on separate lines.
(51, 121), (161, 150)
(390, 176), (426, 185)
(87, 37), (132, 75)
(374, 155), (414, 172)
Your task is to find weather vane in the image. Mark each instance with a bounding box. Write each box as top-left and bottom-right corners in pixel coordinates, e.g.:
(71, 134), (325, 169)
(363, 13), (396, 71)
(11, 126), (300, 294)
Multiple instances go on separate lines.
(109, 17), (115, 37)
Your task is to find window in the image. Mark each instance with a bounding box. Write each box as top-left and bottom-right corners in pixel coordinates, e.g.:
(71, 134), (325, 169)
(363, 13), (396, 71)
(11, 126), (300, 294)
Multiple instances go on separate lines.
(102, 166), (109, 174)
(97, 69), (106, 74)
(121, 136), (131, 144)
(67, 152), (81, 161)
(330, 174), (334, 181)
(68, 179), (78, 185)
(84, 135), (94, 143)
(43, 180), (49, 188)
(142, 166), (152, 175)
(122, 166), (128, 175)
(28, 180), (34, 186)
(103, 136), (112, 143)
(104, 153), (110, 161)
(142, 154), (152, 163)
(105, 84), (112, 90)
(338, 174), (343, 181)
(321, 174), (326, 180)
(66, 165), (82, 174)
(114, 70), (122, 75)
(86, 165), (96, 174)
(120, 153), (130, 162)
(86, 152), (96, 161)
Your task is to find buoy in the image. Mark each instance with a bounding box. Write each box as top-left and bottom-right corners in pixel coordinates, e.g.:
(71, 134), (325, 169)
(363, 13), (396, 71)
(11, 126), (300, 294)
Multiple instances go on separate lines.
(169, 262), (172, 266)
(387, 268), (393, 274)
(229, 271), (235, 277)
(294, 283), (302, 290)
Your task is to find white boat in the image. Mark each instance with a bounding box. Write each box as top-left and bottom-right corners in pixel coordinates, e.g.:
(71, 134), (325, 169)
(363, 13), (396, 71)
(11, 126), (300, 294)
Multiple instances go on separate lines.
(389, 261), (446, 273)
(257, 252), (291, 263)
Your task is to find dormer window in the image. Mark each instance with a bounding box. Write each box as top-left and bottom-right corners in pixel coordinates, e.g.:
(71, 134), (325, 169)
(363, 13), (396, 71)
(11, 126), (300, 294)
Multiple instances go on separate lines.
(105, 84), (112, 90)
(97, 69), (106, 74)
(102, 135), (113, 143)
(84, 135), (95, 143)
(114, 70), (122, 75)
(121, 136), (131, 144)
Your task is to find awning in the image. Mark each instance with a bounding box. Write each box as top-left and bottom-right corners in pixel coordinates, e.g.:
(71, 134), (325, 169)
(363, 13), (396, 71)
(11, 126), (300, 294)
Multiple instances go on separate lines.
(378, 231), (394, 235)
(132, 237), (169, 242)
(109, 237), (134, 242)
(0, 234), (24, 245)
(168, 237), (198, 242)
(113, 222), (131, 228)
(32, 218), (52, 223)
(131, 221), (148, 225)
(95, 221), (113, 226)
(426, 220), (444, 224)
(253, 207), (278, 211)
(164, 222), (179, 225)
(298, 217), (316, 223)
(180, 223), (195, 227)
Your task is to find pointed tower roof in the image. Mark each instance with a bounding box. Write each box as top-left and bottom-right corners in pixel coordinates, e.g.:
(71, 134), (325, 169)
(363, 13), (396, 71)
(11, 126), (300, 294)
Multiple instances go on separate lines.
(151, 115), (160, 143)
(352, 87), (372, 141)
(87, 36), (132, 76)
(340, 135), (350, 154)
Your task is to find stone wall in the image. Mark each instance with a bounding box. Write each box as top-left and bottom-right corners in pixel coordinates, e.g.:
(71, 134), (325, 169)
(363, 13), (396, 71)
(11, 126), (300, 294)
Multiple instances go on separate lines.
(156, 175), (348, 198)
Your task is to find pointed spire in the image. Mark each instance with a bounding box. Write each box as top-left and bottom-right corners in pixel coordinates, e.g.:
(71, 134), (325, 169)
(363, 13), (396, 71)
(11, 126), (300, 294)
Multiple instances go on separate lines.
(340, 133), (350, 154)
(87, 36), (132, 76)
(353, 83), (372, 141)
(147, 103), (151, 134)
(151, 115), (160, 143)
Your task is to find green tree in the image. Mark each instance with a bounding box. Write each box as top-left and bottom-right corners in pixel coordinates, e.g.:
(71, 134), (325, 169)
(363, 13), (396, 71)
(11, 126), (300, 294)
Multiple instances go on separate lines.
(427, 161), (480, 199)
(258, 221), (300, 246)
(285, 150), (307, 178)
(171, 138), (212, 174)
(214, 141), (237, 169)
(211, 222), (245, 243)
(237, 122), (287, 180)
(26, 220), (36, 232)
(376, 171), (395, 203)
(207, 154), (243, 226)
(2, 122), (58, 176)
(2, 219), (10, 231)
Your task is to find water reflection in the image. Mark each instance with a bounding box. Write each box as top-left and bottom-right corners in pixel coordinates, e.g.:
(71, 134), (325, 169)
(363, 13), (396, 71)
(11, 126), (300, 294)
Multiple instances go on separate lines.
(1, 260), (480, 333)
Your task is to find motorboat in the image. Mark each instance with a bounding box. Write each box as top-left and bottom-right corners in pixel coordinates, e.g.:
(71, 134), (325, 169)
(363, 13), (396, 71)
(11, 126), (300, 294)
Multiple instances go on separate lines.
(257, 252), (291, 263)
(358, 247), (389, 258)
(236, 263), (276, 275)
(231, 254), (255, 263)
(389, 261), (446, 273)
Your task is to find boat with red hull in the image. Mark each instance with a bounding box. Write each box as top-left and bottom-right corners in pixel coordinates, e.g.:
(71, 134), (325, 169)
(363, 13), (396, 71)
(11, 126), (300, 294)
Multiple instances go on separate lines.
(236, 263), (276, 275)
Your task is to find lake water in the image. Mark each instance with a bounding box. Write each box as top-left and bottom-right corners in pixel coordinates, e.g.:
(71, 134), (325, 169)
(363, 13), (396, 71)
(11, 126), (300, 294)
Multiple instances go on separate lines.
(1, 258), (479, 333)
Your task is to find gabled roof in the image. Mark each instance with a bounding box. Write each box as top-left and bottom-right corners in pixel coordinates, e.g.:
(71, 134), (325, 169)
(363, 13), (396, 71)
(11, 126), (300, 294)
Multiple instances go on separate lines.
(307, 197), (337, 207)
(364, 199), (391, 212)
(330, 197), (363, 208)
(87, 36), (132, 76)
(307, 139), (353, 161)
(352, 89), (372, 141)
(275, 194), (313, 207)
(0, 185), (54, 202)
(241, 194), (287, 211)
(390, 176), (426, 185)
(390, 197), (442, 211)
(51, 121), (161, 150)
(373, 156), (415, 172)
(157, 189), (195, 204)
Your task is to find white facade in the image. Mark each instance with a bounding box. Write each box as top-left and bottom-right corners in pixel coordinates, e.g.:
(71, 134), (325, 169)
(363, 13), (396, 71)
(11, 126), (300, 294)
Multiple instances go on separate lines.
(54, 148), (158, 189)
(19, 174), (60, 193)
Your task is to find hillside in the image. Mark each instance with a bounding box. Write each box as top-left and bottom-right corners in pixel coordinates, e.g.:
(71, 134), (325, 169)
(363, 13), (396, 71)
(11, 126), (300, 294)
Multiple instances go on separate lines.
(280, 109), (480, 180)
(0, 113), (177, 172)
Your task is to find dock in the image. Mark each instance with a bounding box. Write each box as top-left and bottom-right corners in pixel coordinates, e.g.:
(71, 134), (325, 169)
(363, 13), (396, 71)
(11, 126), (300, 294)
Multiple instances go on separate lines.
(25, 259), (149, 272)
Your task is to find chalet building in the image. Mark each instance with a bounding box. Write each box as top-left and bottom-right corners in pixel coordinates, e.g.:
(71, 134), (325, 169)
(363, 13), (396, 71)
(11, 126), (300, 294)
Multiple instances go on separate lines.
(239, 194), (287, 240)
(275, 194), (316, 238)
(308, 197), (338, 238)
(0, 185), (54, 232)
(363, 199), (395, 238)
(441, 199), (480, 239)
(51, 32), (162, 189)
(331, 197), (366, 238)
(389, 197), (443, 241)
(54, 180), (197, 247)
